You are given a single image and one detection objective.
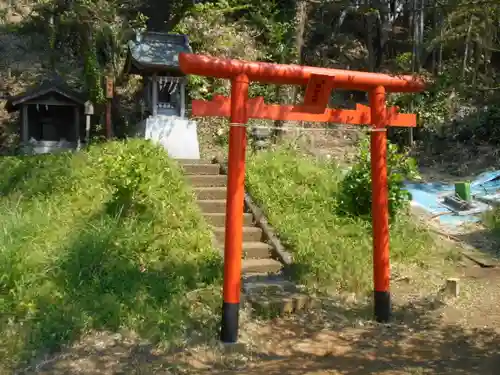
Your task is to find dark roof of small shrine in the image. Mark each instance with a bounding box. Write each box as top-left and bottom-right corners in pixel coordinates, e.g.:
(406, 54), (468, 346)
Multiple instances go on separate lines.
(5, 77), (86, 112)
(124, 32), (192, 75)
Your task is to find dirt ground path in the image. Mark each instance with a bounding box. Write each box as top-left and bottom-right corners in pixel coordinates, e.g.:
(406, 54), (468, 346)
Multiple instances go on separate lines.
(26, 251), (500, 375)
(207, 256), (500, 375)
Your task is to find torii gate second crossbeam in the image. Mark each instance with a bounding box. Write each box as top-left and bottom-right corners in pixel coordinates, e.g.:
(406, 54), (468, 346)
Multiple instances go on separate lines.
(179, 52), (426, 344)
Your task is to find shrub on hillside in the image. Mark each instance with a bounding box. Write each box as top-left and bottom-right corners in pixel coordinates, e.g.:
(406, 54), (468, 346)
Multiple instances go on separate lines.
(338, 138), (420, 219)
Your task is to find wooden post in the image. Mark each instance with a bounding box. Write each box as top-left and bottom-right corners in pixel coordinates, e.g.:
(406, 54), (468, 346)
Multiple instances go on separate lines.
(74, 106), (80, 150)
(105, 77), (113, 139)
(152, 74), (158, 116)
(21, 104), (28, 145)
(180, 79), (186, 119)
(84, 101), (94, 146)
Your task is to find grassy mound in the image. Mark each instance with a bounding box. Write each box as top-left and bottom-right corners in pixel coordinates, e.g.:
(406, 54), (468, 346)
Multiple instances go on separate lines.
(246, 146), (436, 292)
(0, 140), (222, 371)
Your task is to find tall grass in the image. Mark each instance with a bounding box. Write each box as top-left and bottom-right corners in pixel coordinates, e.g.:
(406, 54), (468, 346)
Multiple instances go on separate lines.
(0, 140), (222, 371)
(246, 145), (436, 292)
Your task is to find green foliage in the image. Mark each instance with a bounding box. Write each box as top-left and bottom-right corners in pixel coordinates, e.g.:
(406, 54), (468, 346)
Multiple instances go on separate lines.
(391, 70), (500, 145)
(83, 40), (105, 104)
(394, 52), (413, 71)
(389, 76), (453, 132)
(173, 0), (293, 103)
(243, 0), (295, 63)
(475, 105), (500, 144)
(0, 140), (222, 372)
(174, 0), (262, 101)
(247, 144), (433, 291)
(28, 0), (146, 86)
(338, 138), (420, 219)
(249, 82), (279, 102)
(456, 104), (500, 145)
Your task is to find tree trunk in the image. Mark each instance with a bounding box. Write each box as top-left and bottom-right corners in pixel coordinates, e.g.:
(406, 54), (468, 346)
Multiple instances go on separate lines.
(366, 13), (376, 72)
(418, 0), (424, 70)
(291, 0), (308, 104)
(277, 0), (308, 141)
(472, 42), (481, 86)
(462, 17), (473, 80)
(431, 3), (438, 74)
(437, 9), (443, 74)
(411, 0), (417, 72)
(412, 0), (424, 72)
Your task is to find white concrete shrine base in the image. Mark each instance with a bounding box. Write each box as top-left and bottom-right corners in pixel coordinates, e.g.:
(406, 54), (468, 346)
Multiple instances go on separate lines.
(144, 115), (200, 160)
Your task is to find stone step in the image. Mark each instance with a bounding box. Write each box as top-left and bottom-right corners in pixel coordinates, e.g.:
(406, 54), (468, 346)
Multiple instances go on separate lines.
(242, 278), (298, 294)
(177, 159), (213, 164)
(242, 258), (282, 274)
(248, 292), (320, 316)
(214, 226), (262, 243)
(242, 278), (319, 317)
(198, 199), (226, 213)
(243, 242), (273, 259)
(203, 212), (253, 226)
(188, 175), (227, 187)
(183, 163), (220, 175)
(213, 241), (273, 259)
(194, 186), (227, 200)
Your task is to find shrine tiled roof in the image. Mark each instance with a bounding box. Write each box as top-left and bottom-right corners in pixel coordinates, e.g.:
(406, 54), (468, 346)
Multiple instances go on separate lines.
(125, 32), (192, 75)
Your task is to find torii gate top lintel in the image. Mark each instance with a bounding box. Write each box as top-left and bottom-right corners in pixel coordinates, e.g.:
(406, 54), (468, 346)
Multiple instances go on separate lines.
(179, 52), (425, 92)
(179, 53), (426, 126)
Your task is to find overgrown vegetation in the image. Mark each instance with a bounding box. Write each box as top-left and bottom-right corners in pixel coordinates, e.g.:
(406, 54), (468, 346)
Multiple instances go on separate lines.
(1, 0), (499, 149)
(246, 144), (436, 291)
(0, 140), (222, 372)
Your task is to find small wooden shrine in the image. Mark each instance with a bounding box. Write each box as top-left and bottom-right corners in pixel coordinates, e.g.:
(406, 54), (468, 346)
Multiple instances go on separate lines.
(5, 78), (87, 154)
(123, 31), (192, 118)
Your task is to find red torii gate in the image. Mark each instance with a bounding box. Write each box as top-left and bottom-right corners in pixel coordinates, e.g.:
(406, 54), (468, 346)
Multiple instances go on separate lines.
(179, 53), (426, 344)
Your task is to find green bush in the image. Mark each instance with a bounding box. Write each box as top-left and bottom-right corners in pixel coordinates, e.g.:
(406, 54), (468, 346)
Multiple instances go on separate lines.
(0, 140), (222, 372)
(338, 138), (420, 219)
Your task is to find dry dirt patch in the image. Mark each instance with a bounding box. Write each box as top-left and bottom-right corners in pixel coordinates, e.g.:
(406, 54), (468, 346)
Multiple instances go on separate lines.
(26, 254), (500, 375)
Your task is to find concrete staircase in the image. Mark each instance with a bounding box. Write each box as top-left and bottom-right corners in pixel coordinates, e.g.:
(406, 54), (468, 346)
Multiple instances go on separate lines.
(180, 159), (283, 276)
(179, 159), (319, 317)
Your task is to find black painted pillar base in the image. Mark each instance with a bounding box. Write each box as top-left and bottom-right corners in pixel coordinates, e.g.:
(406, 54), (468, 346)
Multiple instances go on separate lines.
(220, 302), (240, 343)
(374, 291), (391, 323)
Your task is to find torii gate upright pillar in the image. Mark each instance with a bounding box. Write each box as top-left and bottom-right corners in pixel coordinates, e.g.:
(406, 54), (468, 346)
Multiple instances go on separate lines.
(220, 74), (249, 343)
(370, 85), (391, 320)
(179, 52), (425, 343)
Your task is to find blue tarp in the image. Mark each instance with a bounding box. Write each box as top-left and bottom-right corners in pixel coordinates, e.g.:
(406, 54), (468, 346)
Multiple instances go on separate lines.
(405, 170), (500, 229)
